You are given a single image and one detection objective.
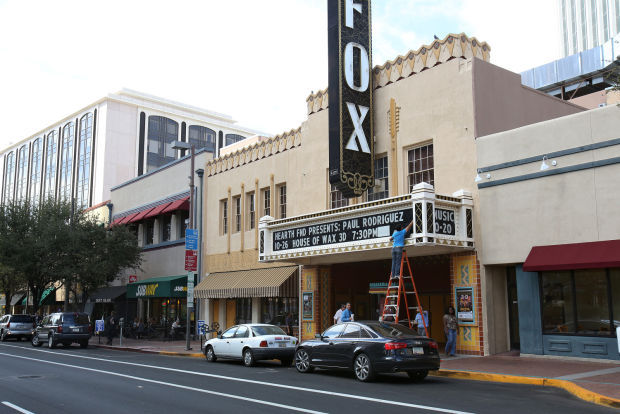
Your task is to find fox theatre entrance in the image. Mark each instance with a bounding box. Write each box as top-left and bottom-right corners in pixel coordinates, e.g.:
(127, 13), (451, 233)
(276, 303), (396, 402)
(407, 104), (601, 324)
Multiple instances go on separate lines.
(260, 183), (483, 355)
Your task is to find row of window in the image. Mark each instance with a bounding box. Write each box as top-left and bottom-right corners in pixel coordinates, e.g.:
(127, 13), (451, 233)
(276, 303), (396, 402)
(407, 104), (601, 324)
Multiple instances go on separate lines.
(2, 113), (94, 208)
(133, 210), (190, 246)
(221, 185), (287, 235)
(329, 144), (434, 208)
(234, 297), (299, 326)
(146, 115), (245, 173)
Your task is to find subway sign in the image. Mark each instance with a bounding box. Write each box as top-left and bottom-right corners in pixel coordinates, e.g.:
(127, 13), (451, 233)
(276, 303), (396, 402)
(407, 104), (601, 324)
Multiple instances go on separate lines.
(328, 0), (374, 198)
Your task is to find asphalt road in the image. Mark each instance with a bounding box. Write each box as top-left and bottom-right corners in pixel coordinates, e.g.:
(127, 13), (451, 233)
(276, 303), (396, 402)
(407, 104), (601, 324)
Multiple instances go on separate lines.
(0, 341), (615, 414)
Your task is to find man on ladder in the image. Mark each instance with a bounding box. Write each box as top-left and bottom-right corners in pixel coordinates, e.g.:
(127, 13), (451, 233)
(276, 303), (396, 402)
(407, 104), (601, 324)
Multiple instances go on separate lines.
(389, 220), (413, 279)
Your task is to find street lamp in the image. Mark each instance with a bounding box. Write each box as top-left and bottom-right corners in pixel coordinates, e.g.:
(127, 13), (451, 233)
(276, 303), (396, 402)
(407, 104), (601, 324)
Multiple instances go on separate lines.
(195, 168), (204, 341)
(172, 140), (195, 350)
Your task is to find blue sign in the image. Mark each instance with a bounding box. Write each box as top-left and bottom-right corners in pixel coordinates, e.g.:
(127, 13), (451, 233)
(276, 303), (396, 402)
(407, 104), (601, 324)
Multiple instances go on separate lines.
(95, 319), (105, 333)
(185, 229), (198, 250)
(198, 320), (206, 335)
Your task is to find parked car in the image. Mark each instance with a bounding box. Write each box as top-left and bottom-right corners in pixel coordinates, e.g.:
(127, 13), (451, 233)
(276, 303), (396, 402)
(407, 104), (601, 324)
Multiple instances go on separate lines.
(0, 314), (34, 341)
(294, 321), (440, 382)
(204, 323), (297, 367)
(31, 312), (92, 349)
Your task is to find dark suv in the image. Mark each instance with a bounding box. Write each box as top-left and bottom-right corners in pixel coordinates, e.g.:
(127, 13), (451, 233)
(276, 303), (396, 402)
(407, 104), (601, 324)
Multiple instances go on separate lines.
(32, 312), (92, 349)
(0, 314), (34, 341)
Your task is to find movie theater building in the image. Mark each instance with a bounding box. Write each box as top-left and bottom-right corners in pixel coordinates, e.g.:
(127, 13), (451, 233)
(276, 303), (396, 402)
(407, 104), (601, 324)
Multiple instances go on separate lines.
(194, 34), (585, 355)
(476, 104), (620, 359)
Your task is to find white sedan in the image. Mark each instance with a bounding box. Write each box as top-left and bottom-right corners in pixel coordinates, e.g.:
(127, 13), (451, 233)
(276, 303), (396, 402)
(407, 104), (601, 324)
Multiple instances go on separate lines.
(204, 324), (297, 367)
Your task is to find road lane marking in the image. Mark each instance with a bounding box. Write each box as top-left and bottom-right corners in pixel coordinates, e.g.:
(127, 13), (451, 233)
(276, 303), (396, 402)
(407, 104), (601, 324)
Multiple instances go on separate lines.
(0, 344), (474, 413)
(0, 352), (324, 414)
(2, 401), (35, 414)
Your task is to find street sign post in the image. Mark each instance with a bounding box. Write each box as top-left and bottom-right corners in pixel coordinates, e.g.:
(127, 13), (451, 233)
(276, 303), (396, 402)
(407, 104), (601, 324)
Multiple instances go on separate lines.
(185, 250), (197, 271)
(185, 229), (198, 250)
(187, 273), (194, 307)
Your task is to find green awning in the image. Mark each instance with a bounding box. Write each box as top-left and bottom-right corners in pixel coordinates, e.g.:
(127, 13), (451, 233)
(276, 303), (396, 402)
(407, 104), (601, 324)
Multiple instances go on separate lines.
(126, 274), (195, 299)
(39, 287), (56, 306)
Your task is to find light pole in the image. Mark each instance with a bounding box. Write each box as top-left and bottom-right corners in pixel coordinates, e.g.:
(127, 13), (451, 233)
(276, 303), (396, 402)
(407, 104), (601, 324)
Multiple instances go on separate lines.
(195, 168), (204, 340)
(172, 141), (195, 351)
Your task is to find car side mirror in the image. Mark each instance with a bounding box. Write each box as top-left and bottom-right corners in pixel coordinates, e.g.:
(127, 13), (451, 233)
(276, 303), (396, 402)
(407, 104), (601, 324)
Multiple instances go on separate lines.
(315, 333), (323, 340)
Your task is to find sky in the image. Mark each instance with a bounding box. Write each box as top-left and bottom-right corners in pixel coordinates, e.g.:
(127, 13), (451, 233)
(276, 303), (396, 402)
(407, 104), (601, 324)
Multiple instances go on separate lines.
(0, 0), (561, 149)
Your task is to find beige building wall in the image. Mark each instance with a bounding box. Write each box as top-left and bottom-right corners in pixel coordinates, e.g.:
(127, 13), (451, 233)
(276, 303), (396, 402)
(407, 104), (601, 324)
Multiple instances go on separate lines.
(476, 104), (620, 266)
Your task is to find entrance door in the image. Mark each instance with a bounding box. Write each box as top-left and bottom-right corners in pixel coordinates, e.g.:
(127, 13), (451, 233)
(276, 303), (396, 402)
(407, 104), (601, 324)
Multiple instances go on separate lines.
(506, 267), (520, 350)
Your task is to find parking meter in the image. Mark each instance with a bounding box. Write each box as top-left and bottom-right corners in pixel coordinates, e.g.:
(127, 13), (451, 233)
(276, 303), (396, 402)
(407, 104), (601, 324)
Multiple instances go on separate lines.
(119, 317), (124, 346)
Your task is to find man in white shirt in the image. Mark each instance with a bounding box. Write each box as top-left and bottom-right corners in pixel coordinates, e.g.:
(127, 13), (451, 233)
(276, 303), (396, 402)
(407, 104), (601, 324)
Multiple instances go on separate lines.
(333, 303), (346, 324)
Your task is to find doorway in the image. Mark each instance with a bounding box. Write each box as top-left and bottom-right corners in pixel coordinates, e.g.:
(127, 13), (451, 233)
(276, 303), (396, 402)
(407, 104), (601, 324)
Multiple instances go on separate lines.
(506, 266), (520, 350)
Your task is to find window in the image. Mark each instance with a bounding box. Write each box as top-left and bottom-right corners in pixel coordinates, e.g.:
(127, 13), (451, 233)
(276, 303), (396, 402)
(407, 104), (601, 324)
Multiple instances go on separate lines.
(541, 269), (620, 336)
(188, 125), (216, 155)
(221, 199), (228, 235)
(16, 145), (28, 201)
(322, 324), (345, 339)
(247, 192), (255, 230)
(177, 210), (189, 239)
(221, 326), (237, 339)
(3, 151), (15, 203)
(341, 324), (361, 338)
(76, 113), (93, 208)
(330, 184), (348, 208)
(367, 156), (389, 201)
(147, 116), (178, 173)
(144, 219), (155, 245)
(262, 188), (271, 217)
(261, 297), (298, 326)
(407, 143), (434, 191)
(601, 0), (609, 42)
(234, 325), (249, 337)
(581, 1), (588, 49)
(160, 214), (172, 242)
(234, 196), (241, 232)
(225, 134), (245, 146)
(59, 122), (75, 201)
(30, 138), (43, 204)
(235, 299), (252, 325)
(44, 130), (58, 200)
(278, 185), (287, 218)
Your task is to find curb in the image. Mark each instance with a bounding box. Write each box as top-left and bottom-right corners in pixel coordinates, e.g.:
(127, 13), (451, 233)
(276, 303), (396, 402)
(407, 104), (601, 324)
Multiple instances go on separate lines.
(430, 369), (620, 409)
(92, 344), (204, 358)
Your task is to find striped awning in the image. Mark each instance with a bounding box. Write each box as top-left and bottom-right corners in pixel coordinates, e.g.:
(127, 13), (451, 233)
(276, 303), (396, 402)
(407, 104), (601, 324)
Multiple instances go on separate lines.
(195, 266), (298, 299)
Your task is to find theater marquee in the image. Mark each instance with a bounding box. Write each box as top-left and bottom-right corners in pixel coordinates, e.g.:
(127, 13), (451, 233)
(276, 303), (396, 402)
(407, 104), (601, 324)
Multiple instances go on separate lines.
(328, 0), (374, 198)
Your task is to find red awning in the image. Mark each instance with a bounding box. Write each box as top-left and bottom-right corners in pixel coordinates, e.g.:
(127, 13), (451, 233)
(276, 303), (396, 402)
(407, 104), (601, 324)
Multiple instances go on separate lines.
(162, 196), (190, 214)
(145, 202), (171, 219)
(128, 208), (154, 223)
(118, 212), (139, 225)
(110, 217), (124, 227)
(523, 240), (620, 271)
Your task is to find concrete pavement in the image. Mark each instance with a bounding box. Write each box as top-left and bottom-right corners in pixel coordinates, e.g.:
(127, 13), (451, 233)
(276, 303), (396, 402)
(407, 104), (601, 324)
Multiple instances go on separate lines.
(90, 336), (620, 409)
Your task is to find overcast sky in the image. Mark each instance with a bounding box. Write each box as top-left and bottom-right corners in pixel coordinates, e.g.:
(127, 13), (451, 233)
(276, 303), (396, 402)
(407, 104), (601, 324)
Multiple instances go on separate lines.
(0, 0), (561, 149)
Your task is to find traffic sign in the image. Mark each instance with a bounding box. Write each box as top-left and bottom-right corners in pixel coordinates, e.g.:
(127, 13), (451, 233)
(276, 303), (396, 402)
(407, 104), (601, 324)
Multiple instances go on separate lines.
(95, 319), (105, 333)
(185, 250), (197, 271)
(187, 276), (194, 304)
(198, 320), (206, 334)
(185, 229), (198, 250)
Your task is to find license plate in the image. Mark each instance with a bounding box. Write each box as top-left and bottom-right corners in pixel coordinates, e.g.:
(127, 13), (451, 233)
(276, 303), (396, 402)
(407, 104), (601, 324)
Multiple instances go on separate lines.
(412, 347), (424, 354)
(72, 328), (80, 332)
(278, 343), (287, 347)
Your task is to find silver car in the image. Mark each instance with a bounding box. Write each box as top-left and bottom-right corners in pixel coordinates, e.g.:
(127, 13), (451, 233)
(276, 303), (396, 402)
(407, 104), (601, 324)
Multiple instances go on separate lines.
(0, 314), (34, 341)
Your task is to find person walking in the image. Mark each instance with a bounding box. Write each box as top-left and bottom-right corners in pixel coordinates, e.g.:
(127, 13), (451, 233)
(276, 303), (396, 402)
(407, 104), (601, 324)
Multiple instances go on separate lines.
(333, 303), (345, 324)
(443, 306), (458, 357)
(105, 311), (117, 345)
(341, 303), (353, 322)
(414, 306), (429, 336)
(389, 221), (413, 278)
(285, 312), (294, 336)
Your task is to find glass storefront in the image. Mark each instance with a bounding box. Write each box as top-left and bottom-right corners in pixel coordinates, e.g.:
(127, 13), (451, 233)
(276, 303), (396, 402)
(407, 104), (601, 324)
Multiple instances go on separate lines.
(261, 297), (298, 328)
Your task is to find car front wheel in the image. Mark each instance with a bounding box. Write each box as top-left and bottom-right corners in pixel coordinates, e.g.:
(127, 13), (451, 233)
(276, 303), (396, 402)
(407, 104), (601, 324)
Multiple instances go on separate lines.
(295, 349), (314, 373)
(243, 348), (255, 367)
(31, 334), (42, 347)
(205, 346), (217, 362)
(353, 353), (375, 382)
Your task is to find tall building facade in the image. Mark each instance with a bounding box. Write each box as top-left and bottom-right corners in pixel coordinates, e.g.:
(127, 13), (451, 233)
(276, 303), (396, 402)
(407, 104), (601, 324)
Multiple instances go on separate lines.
(559, 0), (620, 57)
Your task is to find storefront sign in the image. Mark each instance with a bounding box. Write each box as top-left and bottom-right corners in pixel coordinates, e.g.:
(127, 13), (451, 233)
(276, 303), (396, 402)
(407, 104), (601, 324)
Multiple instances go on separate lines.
(328, 0), (374, 197)
(136, 283), (159, 298)
(95, 298), (112, 303)
(434, 208), (456, 236)
(273, 208), (412, 251)
(129, 275), (137, 283)
(456, 287), (474, 323)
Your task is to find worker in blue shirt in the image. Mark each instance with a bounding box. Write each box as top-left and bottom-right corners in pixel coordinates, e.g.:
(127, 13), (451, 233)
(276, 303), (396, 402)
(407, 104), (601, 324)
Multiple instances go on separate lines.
(341, 302), (353, 322)
(389, 220), (413, 278)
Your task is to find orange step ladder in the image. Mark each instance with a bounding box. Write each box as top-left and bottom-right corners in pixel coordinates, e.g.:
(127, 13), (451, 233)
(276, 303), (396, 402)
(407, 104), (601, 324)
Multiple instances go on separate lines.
(381, 250), (428, 336)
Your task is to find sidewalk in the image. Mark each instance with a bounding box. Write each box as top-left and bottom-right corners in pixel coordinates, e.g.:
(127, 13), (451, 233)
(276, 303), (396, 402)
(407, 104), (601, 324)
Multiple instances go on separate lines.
(89, 337), (620, 409)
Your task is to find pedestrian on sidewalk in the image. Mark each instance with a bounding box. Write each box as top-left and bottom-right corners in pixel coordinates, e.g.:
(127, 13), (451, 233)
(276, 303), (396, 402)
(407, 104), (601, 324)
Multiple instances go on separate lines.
(105, 311), (117, 345)
(389, 221), (413, 278)
(341, 303), (353, 322)
(333, 303), (345, 324)
(443, 306), (458, 357)
(414, 306), (429, 336)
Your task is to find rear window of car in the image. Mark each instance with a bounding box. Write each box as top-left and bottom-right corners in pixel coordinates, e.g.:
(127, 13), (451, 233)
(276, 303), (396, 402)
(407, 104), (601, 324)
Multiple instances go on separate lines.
(365, 322), (419, 338)
(10, 315), (33, 323)
(251, 325), (286, 336)
(62, 313), (89, 325)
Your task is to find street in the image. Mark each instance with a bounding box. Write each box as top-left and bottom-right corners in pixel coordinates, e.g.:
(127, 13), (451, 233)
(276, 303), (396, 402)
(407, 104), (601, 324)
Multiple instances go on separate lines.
(0, 342), (615, 413)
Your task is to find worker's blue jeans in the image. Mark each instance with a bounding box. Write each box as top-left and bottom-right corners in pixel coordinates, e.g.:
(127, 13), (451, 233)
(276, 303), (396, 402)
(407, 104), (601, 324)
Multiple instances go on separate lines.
(391, 246), (403, 277)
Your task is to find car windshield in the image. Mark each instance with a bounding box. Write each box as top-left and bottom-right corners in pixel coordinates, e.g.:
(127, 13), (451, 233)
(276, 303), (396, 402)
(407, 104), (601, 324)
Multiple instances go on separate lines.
(251, 325), (287, 336)
(63, 313), (89, 325)
(10, 315), (33, 323)
(365, 322), (419, 338)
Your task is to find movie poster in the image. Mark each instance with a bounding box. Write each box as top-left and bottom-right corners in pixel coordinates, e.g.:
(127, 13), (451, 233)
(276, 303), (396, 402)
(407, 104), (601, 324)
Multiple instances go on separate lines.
(302, 292), (314, 320)
(456, 287), (474, 323)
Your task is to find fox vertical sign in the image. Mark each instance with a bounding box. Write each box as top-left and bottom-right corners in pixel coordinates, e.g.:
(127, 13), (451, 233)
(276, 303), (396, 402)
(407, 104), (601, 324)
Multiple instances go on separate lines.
(328, 0), (374, 198)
